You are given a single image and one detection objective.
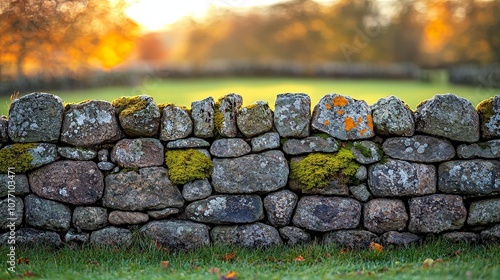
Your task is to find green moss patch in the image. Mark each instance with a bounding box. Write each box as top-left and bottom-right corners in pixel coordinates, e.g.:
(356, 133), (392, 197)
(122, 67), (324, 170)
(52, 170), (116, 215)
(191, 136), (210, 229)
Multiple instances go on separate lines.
(112, 96), (149, 117)
(165, 149), (213, 185)
(213, 102), (224, 135)
(290, 148), (359, 191)
(0, 143), (36, 173)
(354, 143), (372, 158)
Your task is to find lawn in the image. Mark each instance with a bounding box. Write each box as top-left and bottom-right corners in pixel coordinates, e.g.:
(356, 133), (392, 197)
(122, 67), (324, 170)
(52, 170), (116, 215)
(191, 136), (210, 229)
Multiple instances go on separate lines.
(1, 237), (499, 280)
(0, 77), (495, 116)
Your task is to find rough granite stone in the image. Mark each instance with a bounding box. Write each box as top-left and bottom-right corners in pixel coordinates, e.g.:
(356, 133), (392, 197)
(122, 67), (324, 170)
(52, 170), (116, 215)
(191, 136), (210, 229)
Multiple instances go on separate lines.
(0, 116), (8, 144)
(292, 196), (361, 232)
(111, 138), (164, 168)
(251, 132), (280, 152)
(98, 149), (109, 162)
(323, 230), (378, 249)
(457, 140), (500, 159)
(311, 94), (374, 140)
(355, 166), (368, 181)
(368, 159), (436, 197)
(0, 196), (23, 230)
(282, 136), (338, 155)
(438, 160), (500, 195)
(0, 173), (30, 197)
(182, 179), (212, 201)
(57, 147), (97, 160)
(467, 198), (500, 226)
(90, 226), (132, 247)
(24, 194), (71, 231)
(97, 162), (115, 171)
(212, 150), (289, 193)
(160, 105), (192, 141)
(186, 195), (264, 224)
(8, 92), (64, 143)
(115, 95), (160, 137)
(103, 167), (184, 211)
(408, 194), (466, 233)
(29, 160), (104, 205)
(192, 97), (215, 138)
(349, 184), (371, 202)
(274, 93), (311, 138)
(263, 190), (298, 227)
(108, 211), (149, 225)
(215, 93), (242, 137)
(166, 137), (210, 149)
(414, 94), (479, 142)
(211, 222), (282, 248)
(478, 96), (500, 139)
(370, 96), (415, 136)
(147, 208), (180, 219)
(442, 232), (479, 244)
(351, 141), (382, 164)
(480, 224), (500, 243)
(61, 100), (124, 146)
(210, 138), (251, 158)
(279, 226), (312, 245)
(141, 220), (210, 250)
(73, 206), (108, 231)
(65, 229), (90, 246)
(237, 101), (273, 137)
(1, 143), (59, 173)
(1, 228), (62, 247)
(382, 135), (455, 162)
(380, 231), (422, 247)
(363, 199), (408, 233)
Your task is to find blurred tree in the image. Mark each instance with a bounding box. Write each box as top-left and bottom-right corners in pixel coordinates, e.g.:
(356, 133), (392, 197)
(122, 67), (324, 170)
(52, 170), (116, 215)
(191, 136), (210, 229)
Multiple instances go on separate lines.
(136, 33), (168, 63)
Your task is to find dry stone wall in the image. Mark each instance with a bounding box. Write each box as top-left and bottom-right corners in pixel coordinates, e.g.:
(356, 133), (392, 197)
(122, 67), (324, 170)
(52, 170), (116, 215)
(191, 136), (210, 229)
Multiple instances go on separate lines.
(1, 92), (500, 249)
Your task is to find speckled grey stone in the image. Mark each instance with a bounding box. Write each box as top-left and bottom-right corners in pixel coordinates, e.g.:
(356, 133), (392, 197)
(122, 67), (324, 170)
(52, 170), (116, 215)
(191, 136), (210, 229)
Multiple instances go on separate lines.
(192, 97), (215, 138)
(211, 222), (282, 248)
(457, 140), (500, 159)
(0, 196), (23, 230)
(160, 105), (192, 141)
(58, 147), (97, 160)
(147, 208), (180, 219)
(90, 226), (132, 247)
(0, 173), (30, 198)
(114, 95), (160, 137)
(251, 132), (281, 152)
(186, 195), (264, 224)
(215, 93), (242, 137)
(438, 160), (500, 195)
(64, 229), (90, 246)
(408, 194), (466, 233)
(480, 224), (500, 243)
(111, 138), (164, 168)
(279, 226), (311, 245)
(442, 232), (479, 244)
(182, 179), (212, 202)
(467, 198), (500, 226)
(370, 96), (414, 136)
(351, 141), (382, 164)
(24, 194), (71, 231)
(73, 206), (108, 231)
(349, 184), (371, 202)
(382, 136), (455, 162)
(210, 138), (251, 158)
(108, 211), (149, 225)
(97, 162), (115, 171)
(263, 190), (298, 227)
(282, 136), (338, 155)
(380, 231), (422, 247)
(274, 93), (311, 138)
(363, 199), (408, 233)
(237, 101), (273, 137)
(1, 228), (62, 247)
(141, 220), (210, 250)
(166, 137), (210, 149)
(478, 96), (500, 139)
(323, 230), (378, 249)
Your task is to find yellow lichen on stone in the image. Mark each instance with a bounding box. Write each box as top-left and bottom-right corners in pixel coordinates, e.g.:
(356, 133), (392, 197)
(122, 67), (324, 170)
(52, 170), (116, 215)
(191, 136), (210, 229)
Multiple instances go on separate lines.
(290, 148), (359, 191)
(333, 96), (349, 107)
(477, 97), (494, 122)
(165, 149), (213, 185)
(0, 143), (36, 173)
(112, 96), (148, 117)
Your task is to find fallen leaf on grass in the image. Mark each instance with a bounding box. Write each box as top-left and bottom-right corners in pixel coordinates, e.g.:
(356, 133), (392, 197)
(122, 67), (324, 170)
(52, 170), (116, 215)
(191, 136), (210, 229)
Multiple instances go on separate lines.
(369, 242), (384, 252)
(451, 249), (462, 257)
(222, 252), (237, 262)
(20, 271), (36, 278)
(421, 258), (435, 269)
(86, 259), (101, 267)
(160, 261), (170, 269)
(17, 257), (29, 265)
(340, 248), (349, 254)
(294, 255), (305, 262)
(208, 267), (221, 275)
(220, 271), (238, 280)
(155, 241), (169, 252)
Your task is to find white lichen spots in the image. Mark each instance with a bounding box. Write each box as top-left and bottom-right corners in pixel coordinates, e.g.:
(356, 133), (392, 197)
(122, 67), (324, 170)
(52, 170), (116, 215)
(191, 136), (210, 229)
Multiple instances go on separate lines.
(405, 147), (413, 153)
(204, 196), (227, 216)
(96, 109), (112, 124)
(59, 187), (68, 197)
(449, 165), (462, 178)
(260, 160), (268, 168)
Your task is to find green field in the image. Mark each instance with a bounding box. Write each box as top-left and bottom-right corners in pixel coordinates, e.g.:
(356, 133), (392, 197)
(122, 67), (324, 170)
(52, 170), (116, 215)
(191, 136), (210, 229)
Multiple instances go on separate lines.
(0, 78), (496, 116)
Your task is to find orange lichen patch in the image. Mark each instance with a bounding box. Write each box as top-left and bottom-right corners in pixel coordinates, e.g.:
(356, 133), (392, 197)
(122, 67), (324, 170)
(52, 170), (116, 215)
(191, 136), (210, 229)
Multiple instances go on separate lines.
(333, 96), (349, 107)
(326, 103), (332, 110)
(344, 117), (357, 131)
(337, 110), (345, 115)
(358, 117), (363, 123)
(360, 128), (368, 136)
(324, 120), (330, 126)
(367, 115), (374, 130)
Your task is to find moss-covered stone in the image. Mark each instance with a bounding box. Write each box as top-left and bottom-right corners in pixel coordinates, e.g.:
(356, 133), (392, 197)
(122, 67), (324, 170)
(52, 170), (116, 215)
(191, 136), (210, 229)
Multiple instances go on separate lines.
(477, 97), (494, 123)
(354, 142), (372, 157)
(0, 143), (36, 173)
(213, 102), (224, 135)
(165, 149), (213, 185)
(111, 96), (148, 117)
(290, 148), (359, 191)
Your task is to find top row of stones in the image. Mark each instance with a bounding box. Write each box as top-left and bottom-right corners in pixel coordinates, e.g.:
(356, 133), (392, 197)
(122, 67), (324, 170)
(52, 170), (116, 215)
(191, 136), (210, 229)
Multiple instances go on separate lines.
(3, 92), (499, 146)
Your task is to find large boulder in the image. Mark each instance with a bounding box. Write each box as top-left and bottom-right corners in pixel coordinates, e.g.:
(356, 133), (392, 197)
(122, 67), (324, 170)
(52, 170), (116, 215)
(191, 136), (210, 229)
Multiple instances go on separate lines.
(29, 160), (104, 205)
(382, 135), (455, 162)
(263, 190), (298, 227)
(477, 96), (500, 139)
(24, 194), (71, 231)
(0, 143), (59, 173)
(112, 95), (160, 137)
(111, 138), (164, 168)
(311, 94), (374, 140)
(186, 195), (264, 224)
(370, 96), (414, 136)
(215, 93), (242, 137)
(8, 92), (64, 143)
(237, 101), (273, 137)
(160, 104), (192, 141)
(363, 199), (408, 233)
(141, 220), (210, 250)
(191, 97), (215, 138)
(438, 160), (500, 195)
(212, 150), (289, 193)
(408, 194), (466, 233)
(414, 94), (479, 142)
(103, 167), (184, 211)
(211, 222), (282, 248)
(274, 93), (311, 138)
(61, 100), (123, 146)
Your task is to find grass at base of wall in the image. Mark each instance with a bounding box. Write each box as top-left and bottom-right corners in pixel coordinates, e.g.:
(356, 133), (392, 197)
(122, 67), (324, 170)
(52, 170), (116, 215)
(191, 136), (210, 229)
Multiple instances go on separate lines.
(1, 237), (499, 280)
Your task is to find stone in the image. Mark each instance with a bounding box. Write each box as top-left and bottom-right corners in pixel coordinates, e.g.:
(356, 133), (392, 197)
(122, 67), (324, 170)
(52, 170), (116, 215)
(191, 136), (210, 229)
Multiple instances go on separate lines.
(1, 228), (62, 247)
(210, 138), (251, 158)
(457, 140), (500, 159)
(65, 229), (90, 246)
(414, 94), (479, 142)
(311, 94), (374, 140)
(264, 190), (298, 227)
(480, 224), (500, 243)
(211, 222), (282, 248)
(103, 167), (184, 211)
(113, 95), (160, 137)
(166, 137), (210, 149)
(477, 96), (500, 139)
(0, 196), (23, 230)
(212, 150), (289, 193)
(370, 96), (415, 136)
(408, 194), (466, 233)
(349, 184), (371, 202)
(8, 92), (64, 143)
(24, 194), (71, 231)
(215, 93), (242, 137)
(0, 116), (8, 144)
(351, 141), (382, 164)
(141, 220), (210, 250)
(363, 199), (408, 233)
(382, 135), (455, 162)
(73, 206), (108, 231)
(379, 231), (422, 247)
(98, 149), (109, 162)
(279, 226), (312, 245)
(182, 179), (212, 201)
(0, 143), (59, 173)
(323, 230), (378, 249)
(57, 146), (97, 160)
(108, 211), (149, 225)
(251, 132), (280, 152)
(61, 100), (124, 146)
(98, 162), (115, 171)
(292, 196), (361, 232)
(147, 208), (180, 219)
(442, 232), (479, 244)
(368, 159), (436, 197)
(467, 199), (500, 226)
(29, 160), (104, 205)
(192, 97), (215, 138)
(354, 166), (368, 181)
(111, 138), (164, 168)
(237, 101), (273, 137)
(90, 226), (132, 247)
(274, 93), (311, 138)
(0, 173), (30, 197)
(438, 160), (500, 195)
(186, 195), (264, 224)
(160, 105), (193, 141)
(282, 136), (338, 155)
